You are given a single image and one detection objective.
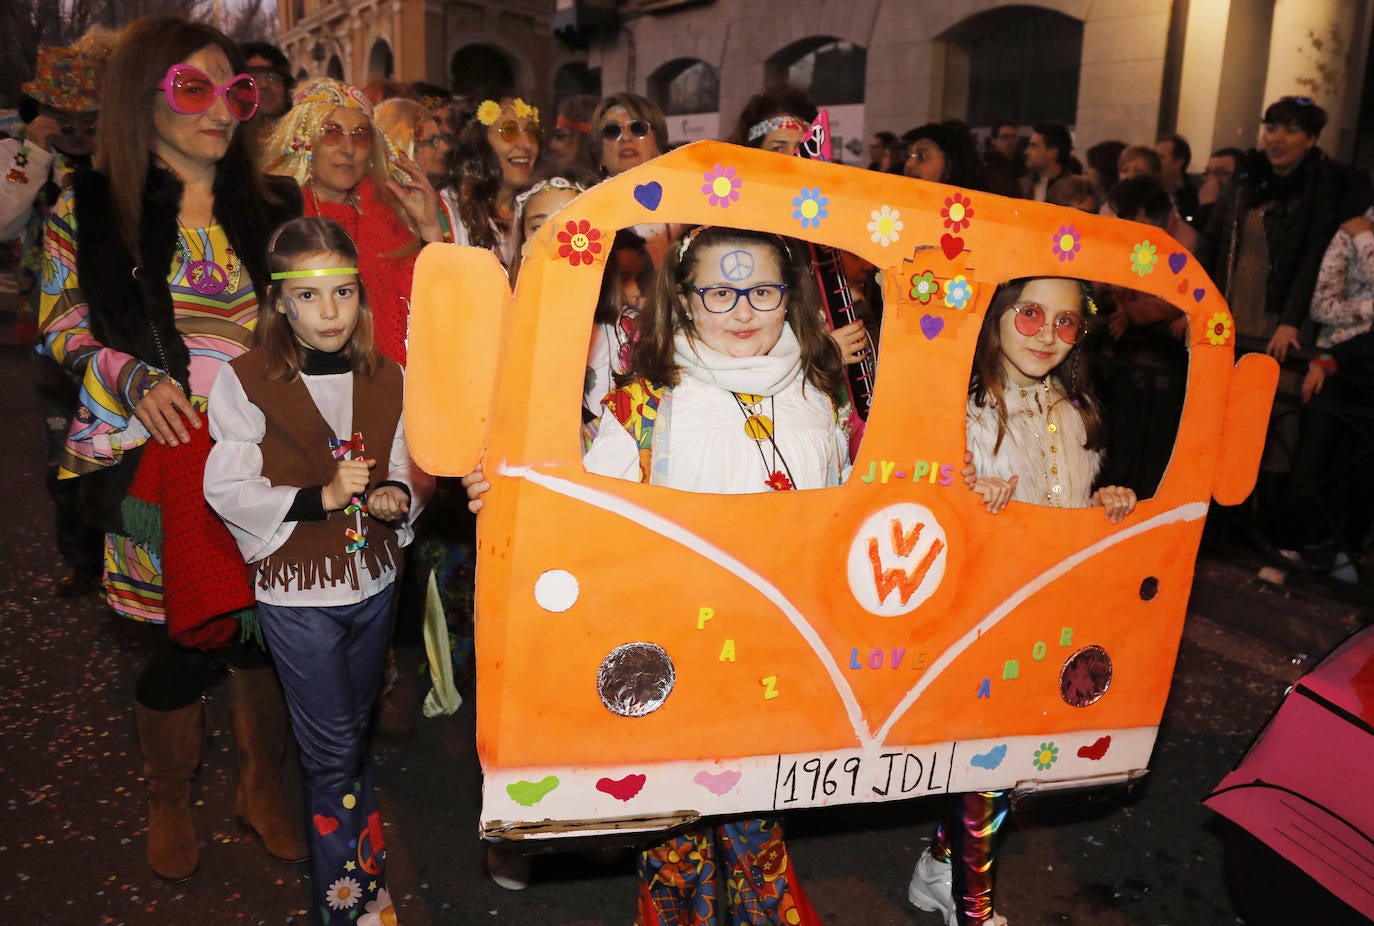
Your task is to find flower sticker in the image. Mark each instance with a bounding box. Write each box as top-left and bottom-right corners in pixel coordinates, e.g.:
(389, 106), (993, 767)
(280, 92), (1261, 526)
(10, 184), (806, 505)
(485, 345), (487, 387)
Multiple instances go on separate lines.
(1052, 225), (1081, 262)
(868, 205), (902, 247)
(1032, 741), (1059, 771)
(792, 187), (828, 229)
(1131, 240), (1158, 276)
(1206, 311), (1234, 345)
(910, 271), (940, 304)
(702, 164), (742, 208)
(358, 888), (395, 926)
(944, 275), (972, 310)
(557, 219), (603, 267)
(941, 193), (974, 232)
(326, 876), (363, 910)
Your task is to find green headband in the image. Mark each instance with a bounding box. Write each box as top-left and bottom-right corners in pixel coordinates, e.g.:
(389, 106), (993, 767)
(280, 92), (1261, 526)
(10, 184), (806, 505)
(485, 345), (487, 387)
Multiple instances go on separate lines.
(270, 267), (359, 280)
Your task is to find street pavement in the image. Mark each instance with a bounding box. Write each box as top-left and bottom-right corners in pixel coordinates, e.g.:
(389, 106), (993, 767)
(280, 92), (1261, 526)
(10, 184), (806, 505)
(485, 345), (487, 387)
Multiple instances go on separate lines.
(2, 269), (1370, 925)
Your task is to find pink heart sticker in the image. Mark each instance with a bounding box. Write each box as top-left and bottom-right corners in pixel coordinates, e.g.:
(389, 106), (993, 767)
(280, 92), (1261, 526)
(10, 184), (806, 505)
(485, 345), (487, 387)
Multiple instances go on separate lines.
(693, 769), (742, 795)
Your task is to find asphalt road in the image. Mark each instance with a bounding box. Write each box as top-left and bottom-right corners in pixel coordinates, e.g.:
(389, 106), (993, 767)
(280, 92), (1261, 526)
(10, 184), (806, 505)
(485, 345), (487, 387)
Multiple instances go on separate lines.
(1, 285), (1369, 925)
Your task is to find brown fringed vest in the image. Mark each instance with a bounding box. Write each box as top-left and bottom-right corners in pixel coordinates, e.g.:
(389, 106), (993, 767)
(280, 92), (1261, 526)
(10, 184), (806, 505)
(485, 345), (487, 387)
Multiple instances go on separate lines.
(230, 349), (404, 593)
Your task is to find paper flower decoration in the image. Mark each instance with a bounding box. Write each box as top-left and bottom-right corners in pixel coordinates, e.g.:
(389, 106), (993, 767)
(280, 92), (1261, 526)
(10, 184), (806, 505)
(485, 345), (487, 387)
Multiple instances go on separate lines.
(1206, 311), (1233, 345)
(868, 205), (902, 247)
(909, 271), (939, 304)
(1032, 741), (1059, 771)
(944, 275), (972, 310)
(1052, 225), (1081, 262)
(1131, 240), (1158, 276)
(941, 193), (973, 232)
(511, 98), (539, 121)
(557, 219), (603, 266)
(701, 164), (742, 208)
(792, 187), (828, 228)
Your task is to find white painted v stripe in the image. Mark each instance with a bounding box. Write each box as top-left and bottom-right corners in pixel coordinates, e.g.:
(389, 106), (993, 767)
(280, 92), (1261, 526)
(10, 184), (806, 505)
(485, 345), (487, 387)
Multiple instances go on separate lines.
(501, 462), (1208, 752)
(504, 463), (878, 748)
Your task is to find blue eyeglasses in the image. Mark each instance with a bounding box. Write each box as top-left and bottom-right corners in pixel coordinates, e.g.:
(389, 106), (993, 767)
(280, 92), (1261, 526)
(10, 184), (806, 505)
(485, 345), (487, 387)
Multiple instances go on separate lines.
(691, 283), (789, 313)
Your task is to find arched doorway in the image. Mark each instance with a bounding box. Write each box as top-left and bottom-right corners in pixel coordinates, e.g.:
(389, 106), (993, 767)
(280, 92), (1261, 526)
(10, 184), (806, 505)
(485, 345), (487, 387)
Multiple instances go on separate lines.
(766, 37), (867, 163)
(327, 55), (344, 81)
(648, 58), (720, 143)
(368, 39), (394, 81)
(940, 8), (1083, 129)
(451, 45), (517, 97)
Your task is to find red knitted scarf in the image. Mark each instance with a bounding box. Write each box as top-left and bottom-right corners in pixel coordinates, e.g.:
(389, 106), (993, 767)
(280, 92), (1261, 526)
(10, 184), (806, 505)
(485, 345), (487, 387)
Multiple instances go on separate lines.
(121, 425), (255, 650)
(307, 177), (419, 366)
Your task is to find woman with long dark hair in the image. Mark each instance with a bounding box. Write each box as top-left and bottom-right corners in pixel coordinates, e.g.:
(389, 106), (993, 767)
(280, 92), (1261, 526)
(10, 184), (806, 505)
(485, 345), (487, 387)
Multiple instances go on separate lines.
(36, 15), (305, 882)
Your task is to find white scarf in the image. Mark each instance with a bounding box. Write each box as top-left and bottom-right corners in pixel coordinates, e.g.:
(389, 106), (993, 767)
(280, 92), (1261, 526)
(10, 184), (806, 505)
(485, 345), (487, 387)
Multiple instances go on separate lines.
(672, 325), (803, 397)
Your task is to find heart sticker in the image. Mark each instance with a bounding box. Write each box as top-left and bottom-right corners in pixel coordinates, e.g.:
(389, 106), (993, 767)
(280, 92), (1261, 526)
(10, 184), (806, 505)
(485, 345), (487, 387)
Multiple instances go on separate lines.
(969, 744), (1007, 770)
(506, 775), (560, 807)
(1167, 252), (1187, 274)
(596, 773), (647, 802)
(313, 814), (339, 836)
(633, 181), (663, 211)
(1077, 735), (1112, 760)
(920, 314), (944, 339)
(1177, 278), (1189, 295)
(1192, 288), (1206, 302)
(940, 233), (964, 260)
(693, 769), (742, 795)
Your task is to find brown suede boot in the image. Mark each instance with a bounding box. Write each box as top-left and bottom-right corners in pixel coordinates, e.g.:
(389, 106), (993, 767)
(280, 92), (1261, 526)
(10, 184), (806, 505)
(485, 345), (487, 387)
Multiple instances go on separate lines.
(228, 666), (309, 863)
(135, 701), (202, 882)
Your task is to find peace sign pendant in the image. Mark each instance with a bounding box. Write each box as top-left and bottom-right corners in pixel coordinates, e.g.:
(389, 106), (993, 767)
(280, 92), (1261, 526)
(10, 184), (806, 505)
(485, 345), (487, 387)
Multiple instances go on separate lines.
(185, 259), (228, 296)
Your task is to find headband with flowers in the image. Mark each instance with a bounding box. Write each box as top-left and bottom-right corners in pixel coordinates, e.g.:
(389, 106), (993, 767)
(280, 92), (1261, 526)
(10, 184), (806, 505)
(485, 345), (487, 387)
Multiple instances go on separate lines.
(476, 97), (539, 126)
(514, 175), (587, 220)
(264, 78), (397, 188)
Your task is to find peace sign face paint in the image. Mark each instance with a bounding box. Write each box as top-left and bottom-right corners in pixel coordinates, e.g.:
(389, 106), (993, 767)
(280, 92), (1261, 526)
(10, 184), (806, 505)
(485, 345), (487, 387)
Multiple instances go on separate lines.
(682, 240), (789, 359)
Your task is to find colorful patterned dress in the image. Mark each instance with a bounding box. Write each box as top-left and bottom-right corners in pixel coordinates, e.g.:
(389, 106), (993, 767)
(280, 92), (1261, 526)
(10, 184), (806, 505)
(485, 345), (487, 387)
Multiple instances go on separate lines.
(38, 190), (257, 622)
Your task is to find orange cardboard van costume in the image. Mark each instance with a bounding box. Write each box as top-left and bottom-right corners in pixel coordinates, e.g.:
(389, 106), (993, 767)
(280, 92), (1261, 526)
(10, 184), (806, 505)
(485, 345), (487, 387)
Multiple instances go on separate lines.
(405, 141), (1277, 840)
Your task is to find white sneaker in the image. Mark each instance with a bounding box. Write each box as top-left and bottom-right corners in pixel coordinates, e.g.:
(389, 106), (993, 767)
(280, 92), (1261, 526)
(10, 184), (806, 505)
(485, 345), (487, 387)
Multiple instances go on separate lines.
(908, 848), (956, 925)
(486, 845), (531, 890)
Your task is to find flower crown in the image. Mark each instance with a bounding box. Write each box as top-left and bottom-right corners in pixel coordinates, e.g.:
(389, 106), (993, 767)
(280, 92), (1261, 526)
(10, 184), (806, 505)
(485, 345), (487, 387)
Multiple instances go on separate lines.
(476, 97), (539, 126)
(514, 175), (587, 214)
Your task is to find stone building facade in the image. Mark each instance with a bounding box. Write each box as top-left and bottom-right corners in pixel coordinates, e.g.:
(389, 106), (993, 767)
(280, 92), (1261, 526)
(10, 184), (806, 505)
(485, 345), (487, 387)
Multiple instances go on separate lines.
(276, 0), (1374, 170)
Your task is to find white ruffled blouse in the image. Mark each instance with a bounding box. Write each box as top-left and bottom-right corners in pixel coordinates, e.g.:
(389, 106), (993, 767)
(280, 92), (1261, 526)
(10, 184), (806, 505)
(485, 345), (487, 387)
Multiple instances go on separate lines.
(582, 326), (849, 493)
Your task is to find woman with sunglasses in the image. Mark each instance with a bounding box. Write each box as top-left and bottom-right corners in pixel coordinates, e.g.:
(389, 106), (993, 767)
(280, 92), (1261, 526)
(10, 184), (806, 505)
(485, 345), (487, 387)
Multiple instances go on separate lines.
(591, 93), (682, 268)
(907, 276), (1135, 926)
(266, 79), (449, 365)
(446, 93), (542, 272)
(374, 97), (453, 193)
(35, 15), (306, 883)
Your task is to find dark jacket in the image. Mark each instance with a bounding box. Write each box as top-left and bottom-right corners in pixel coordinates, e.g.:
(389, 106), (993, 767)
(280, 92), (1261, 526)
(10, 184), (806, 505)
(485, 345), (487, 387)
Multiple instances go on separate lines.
(70, 153), (302, 386)
(1195, 147), (1372, 329)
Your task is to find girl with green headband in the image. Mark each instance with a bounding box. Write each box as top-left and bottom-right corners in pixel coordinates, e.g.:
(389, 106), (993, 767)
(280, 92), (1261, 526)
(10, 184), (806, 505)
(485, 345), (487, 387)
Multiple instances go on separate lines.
(205, 216), (431, 926)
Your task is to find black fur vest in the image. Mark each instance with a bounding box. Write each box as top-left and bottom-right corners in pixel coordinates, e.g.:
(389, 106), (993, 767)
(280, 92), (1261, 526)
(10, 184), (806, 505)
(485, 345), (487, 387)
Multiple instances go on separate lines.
(70, 155), (302, 386)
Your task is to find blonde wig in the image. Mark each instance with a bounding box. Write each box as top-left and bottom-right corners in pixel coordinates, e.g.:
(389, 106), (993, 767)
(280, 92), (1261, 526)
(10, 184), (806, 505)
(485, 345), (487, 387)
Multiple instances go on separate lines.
(264, 78), (398, 195)
(374, 97), (441, 161)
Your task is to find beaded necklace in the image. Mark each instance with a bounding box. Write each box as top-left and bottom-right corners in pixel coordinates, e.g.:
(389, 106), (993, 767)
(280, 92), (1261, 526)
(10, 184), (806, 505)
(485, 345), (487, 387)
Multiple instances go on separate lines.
(733, 392), (796, 491)
(1018, 379), (1062, 506)
(174, 222), (240, 296)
